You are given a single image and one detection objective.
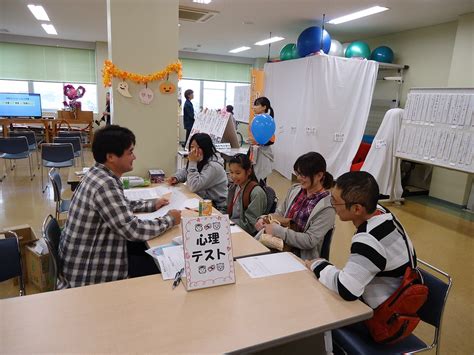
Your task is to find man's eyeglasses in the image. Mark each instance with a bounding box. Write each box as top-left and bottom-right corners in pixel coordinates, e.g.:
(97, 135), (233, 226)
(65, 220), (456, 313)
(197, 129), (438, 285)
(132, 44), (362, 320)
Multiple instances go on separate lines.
(330, 196), (346, 207)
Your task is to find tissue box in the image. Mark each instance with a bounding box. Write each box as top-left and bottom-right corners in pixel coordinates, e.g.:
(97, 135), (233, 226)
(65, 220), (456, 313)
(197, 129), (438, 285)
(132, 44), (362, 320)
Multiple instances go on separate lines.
(149, 169), (165, 183)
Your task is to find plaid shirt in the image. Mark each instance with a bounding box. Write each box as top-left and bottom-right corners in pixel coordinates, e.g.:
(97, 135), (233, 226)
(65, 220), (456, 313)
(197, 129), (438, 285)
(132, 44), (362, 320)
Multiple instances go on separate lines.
(58, 163), (174, 288)
(286, 190), (330, 232)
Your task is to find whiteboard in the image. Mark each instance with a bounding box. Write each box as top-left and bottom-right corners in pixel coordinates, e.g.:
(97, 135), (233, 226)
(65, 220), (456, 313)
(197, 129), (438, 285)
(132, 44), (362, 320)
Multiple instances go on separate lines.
(395, 87), (474, 174)
(233, 85), (250, 123)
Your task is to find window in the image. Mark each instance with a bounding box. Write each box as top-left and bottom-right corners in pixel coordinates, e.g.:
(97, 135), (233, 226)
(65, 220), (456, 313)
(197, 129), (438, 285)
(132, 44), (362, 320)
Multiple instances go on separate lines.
(0, 80), (29, 93)
(76, 83), (98, 113)
(203, 81), (225, 110)
(225, 82), (250, 107)
(33, 81), (64, 111)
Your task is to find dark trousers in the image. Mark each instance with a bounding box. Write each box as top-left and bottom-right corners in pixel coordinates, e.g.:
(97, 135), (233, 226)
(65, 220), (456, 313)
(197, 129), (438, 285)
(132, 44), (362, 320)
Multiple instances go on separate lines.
(127, 241), (160, 278)
(185, 129), (191, 146)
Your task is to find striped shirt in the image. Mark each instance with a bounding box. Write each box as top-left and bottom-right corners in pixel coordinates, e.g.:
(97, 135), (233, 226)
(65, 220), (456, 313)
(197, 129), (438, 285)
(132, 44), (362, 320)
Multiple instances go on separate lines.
(311, 205), (416, 308)
(58, 163), (175, 288)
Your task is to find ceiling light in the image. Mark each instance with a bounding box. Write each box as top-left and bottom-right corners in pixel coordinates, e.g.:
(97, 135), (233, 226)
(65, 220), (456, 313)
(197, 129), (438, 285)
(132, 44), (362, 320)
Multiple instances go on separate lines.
(41, 24), (57, 35)
(328, 6), (389, 25)
(255, 36), (285, 46)
(229, 46), (251, 54)
(193, 0), (212, 4)
(27, 4), (50, 21)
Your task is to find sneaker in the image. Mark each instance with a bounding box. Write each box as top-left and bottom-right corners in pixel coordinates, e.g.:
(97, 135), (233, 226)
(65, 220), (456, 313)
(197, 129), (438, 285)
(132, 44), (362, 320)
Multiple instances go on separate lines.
(94, 120), (101, 126)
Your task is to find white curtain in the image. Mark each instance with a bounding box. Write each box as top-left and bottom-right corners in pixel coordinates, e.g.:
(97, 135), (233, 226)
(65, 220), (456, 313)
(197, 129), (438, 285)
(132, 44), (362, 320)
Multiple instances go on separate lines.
(362, 108), (404, 200)
(264, 55), (379, 179)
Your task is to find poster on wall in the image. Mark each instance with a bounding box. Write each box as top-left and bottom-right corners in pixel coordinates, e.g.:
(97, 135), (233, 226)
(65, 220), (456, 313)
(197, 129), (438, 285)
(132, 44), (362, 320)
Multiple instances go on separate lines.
(233, 85), (251, 123)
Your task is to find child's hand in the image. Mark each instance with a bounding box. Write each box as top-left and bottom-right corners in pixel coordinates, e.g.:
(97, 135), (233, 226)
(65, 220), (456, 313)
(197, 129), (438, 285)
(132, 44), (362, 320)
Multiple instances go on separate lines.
(255, 218), (265, 231)
(165, 177), (178, 185)
(188, 147), (202, 162)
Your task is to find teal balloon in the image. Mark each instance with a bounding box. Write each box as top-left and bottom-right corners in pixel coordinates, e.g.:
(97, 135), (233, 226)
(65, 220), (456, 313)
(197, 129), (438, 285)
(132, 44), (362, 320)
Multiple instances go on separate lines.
(251, 114), (276, 145)
(345, 41), (371, 59)
(371, 46), (394, 63)
(291, 44), (300, 59)
(280, 44), (295, 61)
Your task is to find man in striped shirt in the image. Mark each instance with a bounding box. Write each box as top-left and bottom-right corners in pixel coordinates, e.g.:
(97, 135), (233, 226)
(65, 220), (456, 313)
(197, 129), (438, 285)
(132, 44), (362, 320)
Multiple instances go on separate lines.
(59, 125), (181, 288)
(306, 171), (416, 309)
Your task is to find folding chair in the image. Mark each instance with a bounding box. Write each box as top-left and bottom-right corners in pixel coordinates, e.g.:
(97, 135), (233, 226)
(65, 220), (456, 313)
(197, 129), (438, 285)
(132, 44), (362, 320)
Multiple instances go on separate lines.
(0, 136), (35, 181)
(42, 214), (64, 291)
(0, 231), (26, 296)
(48, 168), (71, 220)
(41, 143), (75, 193)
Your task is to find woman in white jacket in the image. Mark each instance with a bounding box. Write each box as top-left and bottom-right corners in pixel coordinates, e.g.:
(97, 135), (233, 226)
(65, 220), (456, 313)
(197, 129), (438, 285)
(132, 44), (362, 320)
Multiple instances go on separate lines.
(167, 133), (228, 212)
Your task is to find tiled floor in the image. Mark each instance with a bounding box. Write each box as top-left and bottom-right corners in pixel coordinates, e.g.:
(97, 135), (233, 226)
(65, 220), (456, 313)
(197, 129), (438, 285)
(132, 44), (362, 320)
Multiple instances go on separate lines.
(1, 150), (473, 354)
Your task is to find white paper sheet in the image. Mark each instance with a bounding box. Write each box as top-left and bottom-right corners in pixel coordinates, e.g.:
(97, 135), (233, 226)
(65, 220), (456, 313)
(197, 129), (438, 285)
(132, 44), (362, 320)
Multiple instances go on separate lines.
(237, 252), (306, 279)
(124, 186), (171, 201)
(230, 225), (244, 234)
(146, 244), (184, 280)
(136, 190), (190, 220)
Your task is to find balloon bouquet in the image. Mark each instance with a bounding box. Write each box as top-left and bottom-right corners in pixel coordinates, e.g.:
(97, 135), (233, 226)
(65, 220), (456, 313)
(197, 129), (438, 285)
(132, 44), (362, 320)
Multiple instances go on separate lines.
(63, 84), (86, 116)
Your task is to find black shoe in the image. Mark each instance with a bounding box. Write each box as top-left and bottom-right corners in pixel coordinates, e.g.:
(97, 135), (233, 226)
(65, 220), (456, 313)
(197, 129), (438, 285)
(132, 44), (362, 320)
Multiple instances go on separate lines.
(95, 120), (101, 126)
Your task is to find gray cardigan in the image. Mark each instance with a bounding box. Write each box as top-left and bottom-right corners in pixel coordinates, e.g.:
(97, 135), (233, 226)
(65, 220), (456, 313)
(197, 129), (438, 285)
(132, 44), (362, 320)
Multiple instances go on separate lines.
(271, 184), (335, 260)
(174, 155), (228, 212)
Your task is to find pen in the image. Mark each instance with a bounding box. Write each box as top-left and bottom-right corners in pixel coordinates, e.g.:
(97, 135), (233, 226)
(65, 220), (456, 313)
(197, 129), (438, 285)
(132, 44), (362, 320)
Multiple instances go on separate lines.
(172, 267), (184, 289)
(185, 207), (199, 212)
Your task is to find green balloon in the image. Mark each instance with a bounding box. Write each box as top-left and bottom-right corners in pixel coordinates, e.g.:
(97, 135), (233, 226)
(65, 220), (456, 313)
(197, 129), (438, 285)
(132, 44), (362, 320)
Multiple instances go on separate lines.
(280, 43), (296, 61)
(345, 41), (371, 59)
(291, 44), (300, 59)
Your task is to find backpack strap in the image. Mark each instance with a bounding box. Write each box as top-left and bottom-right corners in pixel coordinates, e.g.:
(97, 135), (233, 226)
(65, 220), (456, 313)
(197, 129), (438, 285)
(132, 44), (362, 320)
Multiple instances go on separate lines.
(242, 181), (259, 211)
(227, 184), (236, 215)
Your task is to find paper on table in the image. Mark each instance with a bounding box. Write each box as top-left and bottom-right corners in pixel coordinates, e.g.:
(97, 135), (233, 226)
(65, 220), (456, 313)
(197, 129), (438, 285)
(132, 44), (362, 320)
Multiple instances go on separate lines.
(237, 252), (306, 279)
(124, 186), (171, 201)
(146, 244), (185, 280)
(136, 190), (189, 220)
(230, 225), (243, 233)
(183, 198), (200, 209)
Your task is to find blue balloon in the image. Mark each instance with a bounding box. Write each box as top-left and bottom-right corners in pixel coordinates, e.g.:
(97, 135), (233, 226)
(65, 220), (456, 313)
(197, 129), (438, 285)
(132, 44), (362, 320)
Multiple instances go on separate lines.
(251, 114), (276, 145)
(297, 26), (331, 57)
(370, 46), (394, 63)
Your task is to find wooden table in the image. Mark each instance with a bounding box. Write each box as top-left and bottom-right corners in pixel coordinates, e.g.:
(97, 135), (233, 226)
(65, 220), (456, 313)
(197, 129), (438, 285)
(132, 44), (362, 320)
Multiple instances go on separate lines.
(0, 118), (52, 142)
(0, 263), (372, 354)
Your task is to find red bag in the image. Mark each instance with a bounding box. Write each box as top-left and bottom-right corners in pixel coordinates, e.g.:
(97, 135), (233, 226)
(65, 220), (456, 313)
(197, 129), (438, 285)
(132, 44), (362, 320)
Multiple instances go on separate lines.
(365, 266), (429, 344)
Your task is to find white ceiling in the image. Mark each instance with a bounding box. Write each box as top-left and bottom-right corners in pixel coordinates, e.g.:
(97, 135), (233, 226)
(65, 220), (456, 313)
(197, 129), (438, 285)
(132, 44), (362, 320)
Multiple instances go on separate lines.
(1, 0), (473, 59)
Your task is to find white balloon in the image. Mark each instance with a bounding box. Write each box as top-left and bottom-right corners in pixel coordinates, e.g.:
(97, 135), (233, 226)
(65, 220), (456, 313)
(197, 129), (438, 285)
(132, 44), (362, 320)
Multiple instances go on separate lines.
(342, 42), (351, 56)
(328, 40), (343, 56)
(117, 81), (132, 98)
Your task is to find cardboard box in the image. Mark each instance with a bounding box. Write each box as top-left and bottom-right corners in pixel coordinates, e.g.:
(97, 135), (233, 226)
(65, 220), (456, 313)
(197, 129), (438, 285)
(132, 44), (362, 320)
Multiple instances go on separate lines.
(25, 242), (54, 292)
(149, 169), (165, 183)
(1, 225), (38, 285)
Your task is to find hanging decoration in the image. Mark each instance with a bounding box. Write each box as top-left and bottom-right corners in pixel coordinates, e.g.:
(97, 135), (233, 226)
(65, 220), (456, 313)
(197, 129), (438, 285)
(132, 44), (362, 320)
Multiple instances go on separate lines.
(139, 85), (154, 104)
(63, 84), (86, 112)
(102, 59), (182, 87)
(117, 81), (132, 98)
(159, 79), (176, 94)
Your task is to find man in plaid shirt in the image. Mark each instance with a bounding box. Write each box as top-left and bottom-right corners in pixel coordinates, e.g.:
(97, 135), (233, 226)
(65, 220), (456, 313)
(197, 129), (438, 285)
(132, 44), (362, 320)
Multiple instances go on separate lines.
(59, 125), (181, 288)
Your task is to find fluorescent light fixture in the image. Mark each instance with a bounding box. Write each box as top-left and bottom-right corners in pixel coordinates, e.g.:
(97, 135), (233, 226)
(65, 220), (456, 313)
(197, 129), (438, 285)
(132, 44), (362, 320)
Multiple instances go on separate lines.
(27, 4), (50, 21)
(254, 36), (285, 46)
(229, 46), (251, 53)
(193, 0), (212, 4)
(328, 6), (389, 25)
(41, 23), (57, 35)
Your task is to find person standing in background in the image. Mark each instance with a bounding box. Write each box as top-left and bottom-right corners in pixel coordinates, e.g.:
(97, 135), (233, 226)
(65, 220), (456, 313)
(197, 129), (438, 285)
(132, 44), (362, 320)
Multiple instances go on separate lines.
(249, 96), (275, 184)
(183, 89), (195, 146)
(95, 92), (111, 126)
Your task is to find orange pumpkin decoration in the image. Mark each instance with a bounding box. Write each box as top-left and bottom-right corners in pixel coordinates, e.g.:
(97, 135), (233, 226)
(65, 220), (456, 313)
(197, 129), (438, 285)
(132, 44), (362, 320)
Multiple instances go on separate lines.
(159, 81), (176, 94)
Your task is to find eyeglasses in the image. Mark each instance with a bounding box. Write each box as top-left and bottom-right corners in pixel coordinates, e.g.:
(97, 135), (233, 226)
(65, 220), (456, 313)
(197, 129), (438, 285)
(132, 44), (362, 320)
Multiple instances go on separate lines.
(330, 196), (346, 207)
(293, 171), (307, 178)
(330, 196), (365, 209)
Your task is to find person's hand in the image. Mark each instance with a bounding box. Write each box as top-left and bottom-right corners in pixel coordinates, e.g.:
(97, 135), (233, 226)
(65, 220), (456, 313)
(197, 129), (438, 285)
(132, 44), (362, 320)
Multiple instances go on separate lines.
(154, 197), (169, 210)
(188, 147), (203, 162)
(167, 209), (181, 226)
(255, 218), (265, 231)
(165, 176), (178, 185)
(263, 223), (275, 235)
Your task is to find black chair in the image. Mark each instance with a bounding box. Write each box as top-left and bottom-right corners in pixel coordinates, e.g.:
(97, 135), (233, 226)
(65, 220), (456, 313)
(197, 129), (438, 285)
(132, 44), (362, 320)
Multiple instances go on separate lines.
(48, 168), (71, 220)
(42, 214), (63, 290)
(10, 130), (40, 168)
(41, 143), (75, 192)
(320, 227), (334, 260)
(0, 231), (26, 296)
(0, 136), (35, 181)
(53, 136), (84, 166)
(332, 259), (452, 355)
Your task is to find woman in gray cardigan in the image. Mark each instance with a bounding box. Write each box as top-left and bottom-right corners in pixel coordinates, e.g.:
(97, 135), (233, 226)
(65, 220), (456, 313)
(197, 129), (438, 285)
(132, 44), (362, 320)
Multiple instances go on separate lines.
(166, 133), (228, 212)
(255, 152), (335, 260)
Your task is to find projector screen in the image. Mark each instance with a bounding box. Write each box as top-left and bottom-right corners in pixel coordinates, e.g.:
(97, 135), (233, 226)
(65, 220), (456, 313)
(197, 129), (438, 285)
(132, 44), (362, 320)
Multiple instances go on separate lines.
(0, 93), (43, 118)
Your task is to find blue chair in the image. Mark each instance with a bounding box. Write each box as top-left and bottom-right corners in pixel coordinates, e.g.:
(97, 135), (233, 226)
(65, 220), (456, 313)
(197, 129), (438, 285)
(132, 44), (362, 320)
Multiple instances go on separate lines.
(42, 214), (63, 291)
(53, 136), (84, 166)
(48, 168), (71, 220)
(320, 227), (334, 260)
(41, 143), (75, 193)
(10, 130), (40, 168)
(0, 231), (26, 296)
(0, 136), (35, 181)
(332, 259), (452, 355)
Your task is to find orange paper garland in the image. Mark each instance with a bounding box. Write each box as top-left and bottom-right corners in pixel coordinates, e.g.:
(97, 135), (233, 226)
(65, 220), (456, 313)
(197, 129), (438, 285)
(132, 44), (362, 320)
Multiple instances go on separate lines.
(102, 59), (182, 87)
